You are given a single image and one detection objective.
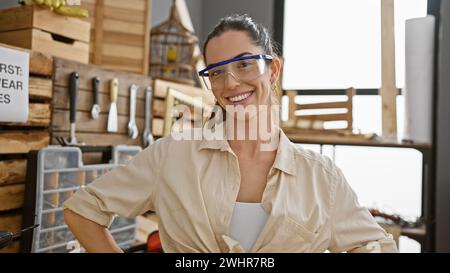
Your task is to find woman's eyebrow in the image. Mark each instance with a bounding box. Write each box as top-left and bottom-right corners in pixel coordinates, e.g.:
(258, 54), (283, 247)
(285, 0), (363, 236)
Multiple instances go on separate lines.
(206, 52), (253, 67)
(232, 52), (253, 59)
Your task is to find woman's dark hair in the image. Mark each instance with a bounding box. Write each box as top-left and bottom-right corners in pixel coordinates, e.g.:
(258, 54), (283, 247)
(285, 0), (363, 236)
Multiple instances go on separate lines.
(203, 14), (279, 61)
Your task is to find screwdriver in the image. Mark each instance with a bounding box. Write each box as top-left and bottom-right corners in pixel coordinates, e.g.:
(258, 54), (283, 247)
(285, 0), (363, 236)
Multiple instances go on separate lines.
(0, 224), (39, 249)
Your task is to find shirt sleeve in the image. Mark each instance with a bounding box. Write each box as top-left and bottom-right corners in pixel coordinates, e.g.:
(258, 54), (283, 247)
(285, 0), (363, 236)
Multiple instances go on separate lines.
(62, 137), (167, 227)
(328, 167), (399, 253)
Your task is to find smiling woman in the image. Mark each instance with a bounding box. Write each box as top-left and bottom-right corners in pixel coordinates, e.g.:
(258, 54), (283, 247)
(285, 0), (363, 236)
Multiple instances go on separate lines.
(62, 14), (398, 253)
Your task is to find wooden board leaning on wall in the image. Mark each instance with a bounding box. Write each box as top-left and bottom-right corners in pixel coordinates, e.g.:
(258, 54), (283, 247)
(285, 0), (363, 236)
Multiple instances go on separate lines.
(151, 78), (215, 137)
(0, 43), (53, 253)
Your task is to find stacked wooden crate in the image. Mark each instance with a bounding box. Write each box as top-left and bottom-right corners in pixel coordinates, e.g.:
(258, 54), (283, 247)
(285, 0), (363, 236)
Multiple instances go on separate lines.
(0, 5), (90, 64)
(0, 43), (53, 253)
(81, 0), (151, 75)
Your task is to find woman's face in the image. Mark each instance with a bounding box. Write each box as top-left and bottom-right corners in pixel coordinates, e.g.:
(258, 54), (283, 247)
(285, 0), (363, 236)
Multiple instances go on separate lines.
(204, 30), (280, 118)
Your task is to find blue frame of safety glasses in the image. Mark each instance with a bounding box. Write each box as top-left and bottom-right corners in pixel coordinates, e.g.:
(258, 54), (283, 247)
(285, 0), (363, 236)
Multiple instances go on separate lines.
(198, 54), (273, 77)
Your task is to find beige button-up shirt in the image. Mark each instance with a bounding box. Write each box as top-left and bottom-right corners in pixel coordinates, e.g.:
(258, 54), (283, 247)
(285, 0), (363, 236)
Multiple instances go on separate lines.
(63, 130), (398, 253)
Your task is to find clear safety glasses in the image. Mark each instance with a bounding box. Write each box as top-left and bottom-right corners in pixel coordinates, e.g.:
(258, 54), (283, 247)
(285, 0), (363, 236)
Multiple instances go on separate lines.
(198, 54), (273, 91)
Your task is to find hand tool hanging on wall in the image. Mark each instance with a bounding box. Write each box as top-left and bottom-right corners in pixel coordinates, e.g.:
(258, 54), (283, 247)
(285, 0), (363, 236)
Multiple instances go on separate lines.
(68, 72), (79, 145)
(143, 86), (154, 146)
(107, 78), (118, 132)
(91, 77), (101, 120)
(128, 84), (139, 139)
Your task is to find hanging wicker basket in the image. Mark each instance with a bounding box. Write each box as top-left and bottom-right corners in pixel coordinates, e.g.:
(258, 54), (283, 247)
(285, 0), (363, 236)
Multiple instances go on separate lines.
(149, 0), (198, 85)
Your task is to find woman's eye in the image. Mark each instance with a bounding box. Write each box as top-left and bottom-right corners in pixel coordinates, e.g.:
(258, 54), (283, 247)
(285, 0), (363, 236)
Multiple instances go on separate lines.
(210, 69), (225, 78)
(237, 61), (254, 69)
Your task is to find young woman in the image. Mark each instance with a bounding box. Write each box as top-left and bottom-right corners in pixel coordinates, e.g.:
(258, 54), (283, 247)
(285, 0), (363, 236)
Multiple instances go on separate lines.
(63, 14), (398, 253)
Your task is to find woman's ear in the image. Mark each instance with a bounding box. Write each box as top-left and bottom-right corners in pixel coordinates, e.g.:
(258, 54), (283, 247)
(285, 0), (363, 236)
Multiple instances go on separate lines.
(270, 57), (282, 84)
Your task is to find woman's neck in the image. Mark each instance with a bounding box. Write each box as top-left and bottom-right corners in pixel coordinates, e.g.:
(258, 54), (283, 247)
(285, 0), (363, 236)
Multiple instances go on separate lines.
(227, 113), (280, 158)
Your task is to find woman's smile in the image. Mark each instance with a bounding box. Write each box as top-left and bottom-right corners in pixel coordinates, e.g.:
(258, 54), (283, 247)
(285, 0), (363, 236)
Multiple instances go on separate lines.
(225, 90), (255, 106)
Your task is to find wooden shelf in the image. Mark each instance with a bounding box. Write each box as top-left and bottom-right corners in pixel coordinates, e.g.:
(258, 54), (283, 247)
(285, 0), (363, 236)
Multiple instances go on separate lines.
(285, 131), (432, 150)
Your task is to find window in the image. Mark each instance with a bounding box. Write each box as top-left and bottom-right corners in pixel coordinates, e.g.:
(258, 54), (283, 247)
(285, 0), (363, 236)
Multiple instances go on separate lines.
(282, 0), (429, 252)
(282, 0), (427, 90)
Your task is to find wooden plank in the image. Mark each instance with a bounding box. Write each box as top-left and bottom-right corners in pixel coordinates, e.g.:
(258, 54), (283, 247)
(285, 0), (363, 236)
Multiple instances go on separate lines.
(85, 14), (96, 29)
(0, 6), (34, 32)
(0, 184), (25, 211)
(0, 42), (53, 76)
(29, 77), (52, 99)
(297, 113), (349, 122)
(0, 214), (21, 232)
(142, 0), (151, 76)
(32, 5), (91, 43)
(98, 63), (143, 74)
(103, 6), (145, 23)
(82, 2), (97, 17)
(103, 31), (146, 47)
(380, 0), (397, 138)
(94, 0), (104, 64)
(0, 29), (32, 49)
(0, 131), (50, 154)
(104, 0), (146, 11)
(153, 98), (165, 118)
(285, 131), (431, 149)
(29, 50), (53, 77)
(0, 160), (26, 186)
(0, 29), (89, 63)
(152, 118), (164, 137)
(102, 19), (144, 36)
(297, 101), (348, 111)
(52, 58), (152, 99)
(0, 103), (51, 127)
(0, 241), (20, 253)
(286, 90), (296, 122)
(51, 110), (145, 134)
(346, 87), (356, 130)
(53, 86), (145, 118)
(31, 29), (89, 64)
(286, 132), (379, 146)
(100, 55), (143, 68)
(102, 43), (144, 60)
(153, 79), (215, 106)
(52, 131), (143, 146)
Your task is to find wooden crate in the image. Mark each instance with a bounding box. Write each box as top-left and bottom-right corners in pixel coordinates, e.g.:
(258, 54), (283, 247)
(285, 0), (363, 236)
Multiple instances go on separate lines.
(81, 0), (151, 75)
(51, 57), (153, 147)
(0, 43), (53, 253)
(0, 5), (90, 63)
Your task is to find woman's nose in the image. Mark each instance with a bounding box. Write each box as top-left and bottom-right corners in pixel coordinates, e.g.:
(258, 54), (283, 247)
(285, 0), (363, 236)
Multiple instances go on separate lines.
(224, 71), (240, 89)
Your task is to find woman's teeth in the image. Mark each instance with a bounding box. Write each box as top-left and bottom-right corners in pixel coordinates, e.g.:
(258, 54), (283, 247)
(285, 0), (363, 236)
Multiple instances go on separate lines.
(228, 92), (252, 102)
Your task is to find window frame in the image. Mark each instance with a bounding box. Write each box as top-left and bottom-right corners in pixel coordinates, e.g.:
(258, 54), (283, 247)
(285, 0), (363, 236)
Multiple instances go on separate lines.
(273, 0), (435, 96)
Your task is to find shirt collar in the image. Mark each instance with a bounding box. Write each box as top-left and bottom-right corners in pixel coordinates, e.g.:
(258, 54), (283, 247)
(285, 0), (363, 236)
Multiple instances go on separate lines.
(198, 130), (297, 176)
(272, 130), (297, 176)
(198, 138), (230, 152)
